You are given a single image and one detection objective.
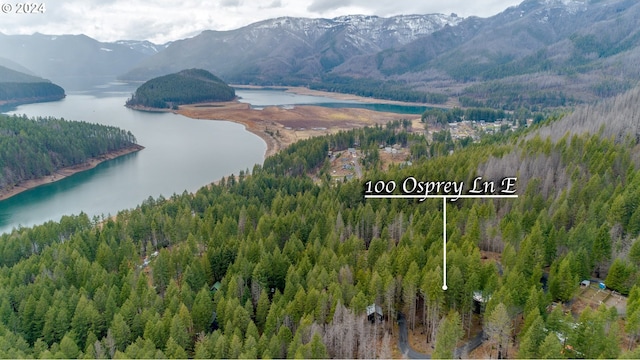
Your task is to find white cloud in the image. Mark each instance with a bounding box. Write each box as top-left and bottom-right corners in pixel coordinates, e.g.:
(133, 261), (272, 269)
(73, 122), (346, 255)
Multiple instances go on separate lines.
(0, 0), (522, 43)
(221, 0), (241, 6)
(308, 0), (352, 13)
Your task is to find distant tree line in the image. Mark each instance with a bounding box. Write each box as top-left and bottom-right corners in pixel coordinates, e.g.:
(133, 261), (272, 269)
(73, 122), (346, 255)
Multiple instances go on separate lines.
(421, 107), (510, 124)
(0, 114), (138, 191)
(460, 81), (575, 110)
(0, 82), (65, 103)
(310, 75), (448, 104)
(126, 69), (236, 109)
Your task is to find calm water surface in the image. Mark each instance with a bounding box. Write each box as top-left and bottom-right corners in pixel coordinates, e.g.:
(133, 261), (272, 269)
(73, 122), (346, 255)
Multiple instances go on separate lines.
(0, 88), (266, 233)
(0, 86), (424, 233)
(236, 89), (430, 114)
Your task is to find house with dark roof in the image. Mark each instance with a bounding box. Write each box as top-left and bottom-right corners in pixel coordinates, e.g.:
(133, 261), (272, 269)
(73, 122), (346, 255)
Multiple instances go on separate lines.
(366, 304), (383, 322)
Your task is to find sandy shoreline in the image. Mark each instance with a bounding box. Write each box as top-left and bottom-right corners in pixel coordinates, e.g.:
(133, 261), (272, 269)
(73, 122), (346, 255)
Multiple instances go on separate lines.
(0, 144), (145, 201)
(123, 86), (435, 159)
(178, 101), (282, 158)
(177, 100), (418, 159)
(125, 85), (427, 160)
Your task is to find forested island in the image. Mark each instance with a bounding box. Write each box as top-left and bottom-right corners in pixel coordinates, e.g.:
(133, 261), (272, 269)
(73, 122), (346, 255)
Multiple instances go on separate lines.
(0, 114), (142, 200)
(125, 69), (235, 110)
(2, 86), (640, 357)
(0, 66), (66, 109)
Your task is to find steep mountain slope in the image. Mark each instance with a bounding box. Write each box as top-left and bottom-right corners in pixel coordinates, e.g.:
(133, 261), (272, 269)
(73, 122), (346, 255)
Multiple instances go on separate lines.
(333, 0), (640, 107)
(119, 14), (462, 83)
(120, 0), (640, 108)
(0, 33), (156, 90)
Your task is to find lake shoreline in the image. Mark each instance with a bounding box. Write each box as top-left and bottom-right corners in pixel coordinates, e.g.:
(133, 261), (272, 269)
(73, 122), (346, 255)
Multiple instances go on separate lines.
(177, 101), (416, 159)
(124, 104), (173, 112)
(233, 85), (457, 108)
(0, 144), (145, 201)
(126, 86), (430, 159)
(0, 94), (67, 112)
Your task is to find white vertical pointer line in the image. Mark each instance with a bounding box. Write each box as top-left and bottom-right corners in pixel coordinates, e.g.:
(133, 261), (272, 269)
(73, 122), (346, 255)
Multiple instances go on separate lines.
(442, 197), (448, 291)
(362, 193), (519, 291)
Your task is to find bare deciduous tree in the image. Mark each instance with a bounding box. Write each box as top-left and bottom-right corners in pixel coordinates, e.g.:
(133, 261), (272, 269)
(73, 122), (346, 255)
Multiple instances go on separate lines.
(485, 303), (512, 359)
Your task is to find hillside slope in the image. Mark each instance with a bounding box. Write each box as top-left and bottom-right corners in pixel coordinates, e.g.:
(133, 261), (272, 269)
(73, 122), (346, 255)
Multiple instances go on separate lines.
(119, 14), (462, 83)
(119, 0), (640, 108)
(0, 33), (154, 90)
(125, 69), (235, 109)
(0, 66), (65, 108)
(0, 64), (43, 83)
(2, 87), (640, 357)
(0, 114), (140, 197)
(333, 0), (640, 108)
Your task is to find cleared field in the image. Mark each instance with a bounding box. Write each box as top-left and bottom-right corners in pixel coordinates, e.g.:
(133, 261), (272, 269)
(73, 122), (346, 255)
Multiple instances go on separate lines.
(572, 285), (627, 316)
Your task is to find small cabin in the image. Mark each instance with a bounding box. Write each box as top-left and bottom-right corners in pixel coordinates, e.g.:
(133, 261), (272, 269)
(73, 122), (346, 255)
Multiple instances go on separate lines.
(210, 281), (222, 294)
(473, 291), (490, 314)
(367, 304), (383, 323)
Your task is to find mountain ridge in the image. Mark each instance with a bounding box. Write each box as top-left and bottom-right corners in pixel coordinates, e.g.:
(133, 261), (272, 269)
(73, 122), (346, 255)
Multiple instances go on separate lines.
(117, 0), (640, 108)
(118, 13), (463, 83)
(0, 33), (156, 90)
(2, 0), (640, 107)
(331, 0), (640, 107)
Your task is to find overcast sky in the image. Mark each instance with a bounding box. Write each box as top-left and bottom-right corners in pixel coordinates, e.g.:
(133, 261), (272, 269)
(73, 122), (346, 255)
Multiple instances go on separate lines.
(0, 0), (522, 43)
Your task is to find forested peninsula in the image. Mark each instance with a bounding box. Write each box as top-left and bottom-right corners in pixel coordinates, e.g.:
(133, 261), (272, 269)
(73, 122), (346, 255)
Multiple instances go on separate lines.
(0, 114), (142, 200)
(125, 69), (235, 110)
(0, 66), (66, 109)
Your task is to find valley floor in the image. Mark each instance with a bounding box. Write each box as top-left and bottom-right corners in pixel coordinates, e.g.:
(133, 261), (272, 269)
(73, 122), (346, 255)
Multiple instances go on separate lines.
(177, 99), (419, 158)
(0, 144), (144, 201)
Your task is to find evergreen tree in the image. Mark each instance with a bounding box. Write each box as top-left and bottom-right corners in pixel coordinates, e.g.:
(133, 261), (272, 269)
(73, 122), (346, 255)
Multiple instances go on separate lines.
(192, 287), (212, 334)
(109, 314), (131, 352)
(605, 258), (634, 294)
(433, 311), (463, 359)
(517, 312), (545, 359)
(170, 304), (194, 351)
(59, 332), (80, 359)
(538, 332), (564, 359)
(165, 336), (188, 359)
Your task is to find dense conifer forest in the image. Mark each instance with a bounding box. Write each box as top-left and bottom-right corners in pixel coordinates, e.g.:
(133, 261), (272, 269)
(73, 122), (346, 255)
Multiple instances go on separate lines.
(310, 75), (449, 104)
(3, 87), (640, 358)
(0, 114), (139, 192)
(125, 69), (236, 109)
(0, 82), (65, 104)
(0, 66), (66, 108)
